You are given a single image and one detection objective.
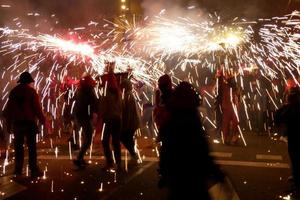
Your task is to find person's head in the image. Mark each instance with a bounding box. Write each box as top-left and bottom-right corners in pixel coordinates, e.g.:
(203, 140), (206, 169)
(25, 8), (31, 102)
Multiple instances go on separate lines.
(121, 78), (132, 93)
(158, 74), (172, 94)
(17, 71), (34, 85)
(105, 61), (116, 74)
(80, 73), (95, 88)
(171, 81), (200, 109)
(224, 68), (235, 80)
(287, 86), (300, 104)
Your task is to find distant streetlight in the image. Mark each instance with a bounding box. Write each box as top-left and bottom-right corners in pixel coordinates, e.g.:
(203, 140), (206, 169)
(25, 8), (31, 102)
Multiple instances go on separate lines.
(121, 5), (126, 10)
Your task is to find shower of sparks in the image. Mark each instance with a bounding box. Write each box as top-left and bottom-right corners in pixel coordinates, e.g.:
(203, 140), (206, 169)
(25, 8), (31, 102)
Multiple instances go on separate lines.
(1, 8), (300, 180)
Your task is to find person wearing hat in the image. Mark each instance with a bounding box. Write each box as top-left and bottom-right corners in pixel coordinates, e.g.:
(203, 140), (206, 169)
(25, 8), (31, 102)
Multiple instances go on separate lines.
(3, 71), (46, 178)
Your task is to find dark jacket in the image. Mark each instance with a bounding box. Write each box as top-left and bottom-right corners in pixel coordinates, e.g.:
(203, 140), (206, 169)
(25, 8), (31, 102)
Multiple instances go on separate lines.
(275, 103), (300, 145)
(3, 83), (45, 129)
(73, 85), (98, 121)
(122, 91), (140, 132)
(159, 82), (224, 199)
(99, 73), (122, 121)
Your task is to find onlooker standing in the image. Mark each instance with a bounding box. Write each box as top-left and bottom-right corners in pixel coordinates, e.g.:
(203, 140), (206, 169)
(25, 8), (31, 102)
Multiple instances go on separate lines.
(275, 87), (300, 195)
(3, 72), (46, 178)
(154, 74), (174, 141)
(73, 73), (98, 168)
(120, 78), (140, 162)
(158, 82), (224, 199)
(216, 69), (240, 145)
(99, 61), (122, 170)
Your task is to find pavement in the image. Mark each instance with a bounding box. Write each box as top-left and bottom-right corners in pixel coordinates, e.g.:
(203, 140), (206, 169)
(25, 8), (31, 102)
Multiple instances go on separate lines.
(0, 130), (296, 200)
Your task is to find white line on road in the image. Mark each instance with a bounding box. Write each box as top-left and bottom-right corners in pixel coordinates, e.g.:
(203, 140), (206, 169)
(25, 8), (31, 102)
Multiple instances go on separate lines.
(37, 155), (290, 169)
(216, 160), (289, 168)
(210, 152), (232, 158)
(256, 154), (283, 161)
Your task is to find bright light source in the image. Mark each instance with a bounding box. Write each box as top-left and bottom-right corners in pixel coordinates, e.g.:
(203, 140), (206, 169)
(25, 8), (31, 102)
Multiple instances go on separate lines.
(121, 0), (126, 2)
(121, 5), (126, 10)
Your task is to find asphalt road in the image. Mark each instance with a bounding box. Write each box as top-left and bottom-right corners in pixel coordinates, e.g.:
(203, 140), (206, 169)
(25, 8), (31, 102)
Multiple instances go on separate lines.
(0, 132), (294, 200)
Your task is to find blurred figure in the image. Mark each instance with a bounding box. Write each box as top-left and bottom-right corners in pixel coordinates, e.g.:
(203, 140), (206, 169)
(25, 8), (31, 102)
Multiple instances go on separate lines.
(275, 86), (300, 194)
(214, 71), (223, 141)
(3, 72), (46, 178)
(140, 84), (155, 139)
(73, 73), (98, 168)
(158, 82), (224, 200)
(99, 61), (122, 170)
(154, 74), (174, 141)
(249, 80), (267, 135)
(120, 78), (140, 163)
(216, 68), (240, 145)
(62, 77), (80, 150)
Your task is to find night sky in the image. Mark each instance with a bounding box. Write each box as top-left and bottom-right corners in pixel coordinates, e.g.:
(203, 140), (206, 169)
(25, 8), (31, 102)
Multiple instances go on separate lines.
(0, 0), (299, 28)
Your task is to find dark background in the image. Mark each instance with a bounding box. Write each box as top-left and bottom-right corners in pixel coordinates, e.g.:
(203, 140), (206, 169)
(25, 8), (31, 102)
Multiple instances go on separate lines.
(0, 0), (299, 28)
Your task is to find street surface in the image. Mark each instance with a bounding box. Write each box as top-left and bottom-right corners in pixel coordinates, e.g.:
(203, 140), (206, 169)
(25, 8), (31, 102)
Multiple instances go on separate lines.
(0, 132), (293, 200)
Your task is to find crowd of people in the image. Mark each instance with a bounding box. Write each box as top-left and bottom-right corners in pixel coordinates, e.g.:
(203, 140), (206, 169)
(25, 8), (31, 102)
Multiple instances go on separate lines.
(1, 59), (300, 199)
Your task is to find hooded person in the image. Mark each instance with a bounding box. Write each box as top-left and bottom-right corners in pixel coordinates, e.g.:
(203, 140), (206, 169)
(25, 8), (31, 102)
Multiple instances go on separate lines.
(158, 81), (224, 200)
(3, 71), (46, 178)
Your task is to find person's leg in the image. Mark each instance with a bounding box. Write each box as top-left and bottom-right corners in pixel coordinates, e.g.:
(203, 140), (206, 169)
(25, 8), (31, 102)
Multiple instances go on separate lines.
(102, 120), (113, 167)
(13, 130), (24, 175)
(120, 130), (129, 152)
(221, 110), (230, 144)
(68, 120), (80, 150)
(121, 130), (136, 157)
(26, 130), (39, 172)
(111, 119), (122, 168)
(77, 120), (93, 162)
(148, 110), (155, 138)
(25, 122), (42, 177)
(289, 146), (300, 189)
(230, 111), (239, 144)
(215, 105), (222, 140)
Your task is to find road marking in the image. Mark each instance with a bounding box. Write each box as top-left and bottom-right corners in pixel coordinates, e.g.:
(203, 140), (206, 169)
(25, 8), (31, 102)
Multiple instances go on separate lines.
(37, 155), (290, 169)
(210, 152), (232, 158)
(37, 150), (233, 159)
(216, 160), (289, 169)
(0, 176), (27, 199)
(256, 154), (283, 161)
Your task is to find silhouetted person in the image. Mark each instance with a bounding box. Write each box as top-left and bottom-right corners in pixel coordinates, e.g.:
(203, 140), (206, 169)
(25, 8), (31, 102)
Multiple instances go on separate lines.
(100, 61), (122, 170)
(120, 78), (140, 162)
(216, 69), (240, 145)
(275, 87), (300, 193)
(3, 72), (45, 178)
(140, 84), (155, 138)
(73, 73), (98, 168)
(154, 74), (174, 141)
(158, 81), (224, 200)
